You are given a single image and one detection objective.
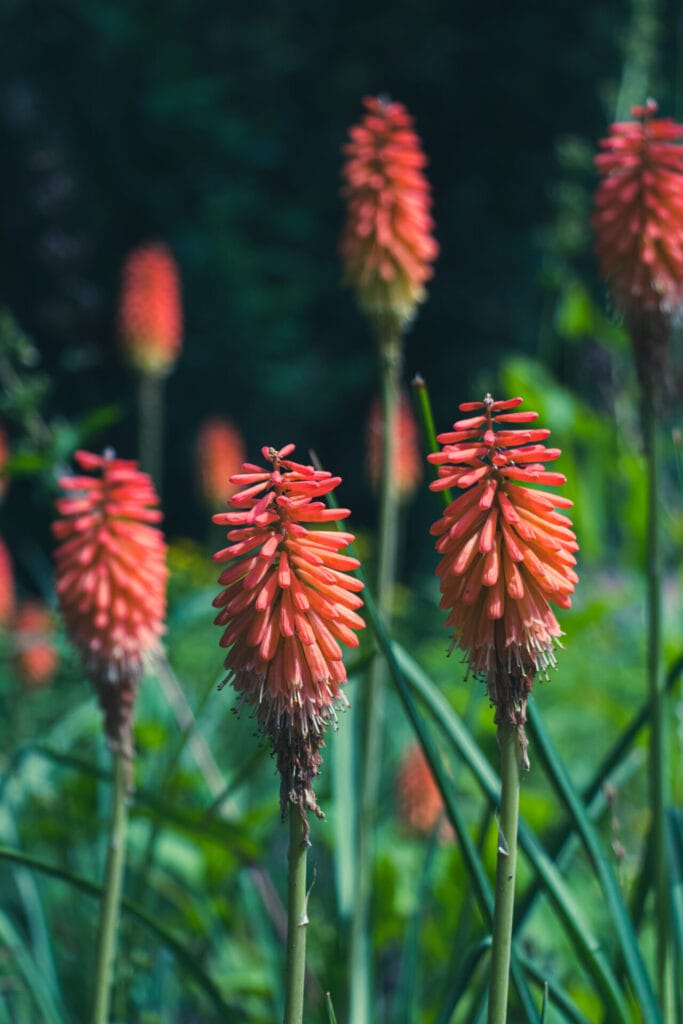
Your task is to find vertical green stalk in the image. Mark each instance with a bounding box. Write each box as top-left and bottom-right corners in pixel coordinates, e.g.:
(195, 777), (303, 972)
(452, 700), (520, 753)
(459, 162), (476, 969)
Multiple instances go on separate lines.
(284, 810), (309, 1024)
(91, 749), (130, 1024)
(643, 389), (670, 1006)
(349, 318), (403, 1024)
(138, 372), (165, 493)
(487, 724), (521, 1024)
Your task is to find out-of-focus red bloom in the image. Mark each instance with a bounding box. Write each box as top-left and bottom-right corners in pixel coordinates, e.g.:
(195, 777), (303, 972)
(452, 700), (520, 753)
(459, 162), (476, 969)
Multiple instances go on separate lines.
(119, 243), (182, 377)
(212, 444), (365, 824)
(396, 743), (450, 838)
(366, 391), (422, 501)
(429, 396), (578, 756)
(53, 450), (167, 751)
(0, 537), (15, 626)
(593, 100), (683, 316)
(13, 601), (58, 689)
(196, 417), (247, 509)
(340, 96), (438, 330)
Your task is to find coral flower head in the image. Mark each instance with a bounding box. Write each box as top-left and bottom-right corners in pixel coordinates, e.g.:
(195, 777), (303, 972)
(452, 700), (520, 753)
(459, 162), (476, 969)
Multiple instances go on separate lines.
(53, 450), (167, 753)
(396, 743), (451, 839)
(119, 242), (182, 377)
(196, 416), (247, 509)
(212, 445), (365, 827)
(592, 100), (683, 385)
(340, 95), (438, 331)
(429, 397), (578, 761)
(0, 537), (15, 627)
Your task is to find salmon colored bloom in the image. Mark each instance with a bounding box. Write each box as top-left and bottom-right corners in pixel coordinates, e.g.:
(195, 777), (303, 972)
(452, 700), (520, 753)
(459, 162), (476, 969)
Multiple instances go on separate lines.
(212, 444), (365, 826)
(53, 450), (167, 752)
(592, 101), (683, 387)
(396, 743), (449, 838)
(196, 417), (247, 509)
(429, 396), (578, 758)
(0, 537), (15, 626)
(340, 95), (438, 330)
(13, 601), (58, 689)
(366, 391), (422, 501)
(119, 243), (182, 377)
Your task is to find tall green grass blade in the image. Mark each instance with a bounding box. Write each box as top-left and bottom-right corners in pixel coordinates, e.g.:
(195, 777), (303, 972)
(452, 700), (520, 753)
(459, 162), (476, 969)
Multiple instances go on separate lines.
(0, 910), (65, 1024)
(539, 982), (549, 1022)
(666, 809), (683, 1020)
(527, 701), (661, 1023)
(0, 845), (236, 1017)
(435, 937), (491, 1024)
(394, 824), (440, 1024)
(411, 373), (453, 502)
(391, 643), (630, 1023)
(326, 991), (339, 1024)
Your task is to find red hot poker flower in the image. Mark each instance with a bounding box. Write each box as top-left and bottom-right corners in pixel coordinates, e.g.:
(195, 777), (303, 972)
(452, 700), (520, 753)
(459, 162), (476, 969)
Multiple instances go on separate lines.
(119, 243), (182, 377)
(212, 445), (364, 825)
(340, 95), (438, 330)
(53, 450), (167, 753)
(0, 537), (15, 627)
(429, 397), (578, 760)
(593, 100), (683, 315)
(592, 101), (683, 387)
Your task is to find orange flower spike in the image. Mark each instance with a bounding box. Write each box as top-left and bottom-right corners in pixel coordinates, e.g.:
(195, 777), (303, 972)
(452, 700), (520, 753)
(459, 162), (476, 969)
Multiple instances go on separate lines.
(196, 417), (247, 509)
(212, 445), (365, 828)
(396, 743), (447, 837)
(592, 100), (683, 315)
(53, 450), (167, 753)
(340, 96), (438, 330)
(119, 243), (182, 377)
(429, 396), (578, 761)
(13, 601), (58, 689)
(366, 391), (423, 501)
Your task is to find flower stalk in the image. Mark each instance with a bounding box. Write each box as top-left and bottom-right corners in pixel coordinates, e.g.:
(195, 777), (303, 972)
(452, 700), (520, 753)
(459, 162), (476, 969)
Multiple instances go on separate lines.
(487, 723), (521, 1024)
(284, 809), (309, 1024)
(91, 747), (130, 1024)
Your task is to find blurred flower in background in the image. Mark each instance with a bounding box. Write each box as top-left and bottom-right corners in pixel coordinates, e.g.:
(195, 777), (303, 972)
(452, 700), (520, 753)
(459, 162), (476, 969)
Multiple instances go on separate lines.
(12, 600), (58, 690)
(118, 243), (183, 378)
(396, 742), (451, 838)
(0, 537), (15, 627)
(366, 390), (422, 502)
(340, 95), (438, 332)
(196, 416), (247, 509)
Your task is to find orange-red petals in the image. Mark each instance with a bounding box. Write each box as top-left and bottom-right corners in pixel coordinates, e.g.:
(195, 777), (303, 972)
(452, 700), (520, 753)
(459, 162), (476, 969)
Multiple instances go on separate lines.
(340, 96), (438, 328)
(212, 445), (365, 819)
(366, 391), (422, 501)
(13, 601), (58, 689)
(396, 743), (451, 839)
(0, 537), (15, 626)
(592, 100), (683, 317)
(119, 242), (182, 377)
(53, 450), (167, 747)
(430, 395), (578, 734)
(196, 417), (247, 509)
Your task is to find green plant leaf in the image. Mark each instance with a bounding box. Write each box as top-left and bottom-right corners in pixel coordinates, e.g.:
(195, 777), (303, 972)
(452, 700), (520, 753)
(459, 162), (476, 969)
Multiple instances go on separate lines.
(0, 910), (65, 1024)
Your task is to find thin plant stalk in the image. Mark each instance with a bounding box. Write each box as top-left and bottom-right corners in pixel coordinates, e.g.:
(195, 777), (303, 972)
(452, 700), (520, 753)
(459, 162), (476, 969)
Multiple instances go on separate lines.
(643, 387), (671, 1006)
(91, 748), (130, 1024)
(138, 372), (165, 493)
(487, 723), (521, 1024)
(349, 318), (403, 1023)
(284, 810), (309, 1024)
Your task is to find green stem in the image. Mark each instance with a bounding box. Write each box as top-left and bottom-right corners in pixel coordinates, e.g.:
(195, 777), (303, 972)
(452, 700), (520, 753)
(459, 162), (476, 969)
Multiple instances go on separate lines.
(487, 724), (521, 1024)
(91, 748), (130, 1024)
(349, 320), (403, 1024)
(138, 372), (164, 493)
(284, 810), (309, 1024)
(643, 388), (670, 1006)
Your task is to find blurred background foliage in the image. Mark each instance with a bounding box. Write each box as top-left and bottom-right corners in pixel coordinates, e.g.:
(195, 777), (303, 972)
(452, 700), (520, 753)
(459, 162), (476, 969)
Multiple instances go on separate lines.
(1, 0), (683, 1021)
